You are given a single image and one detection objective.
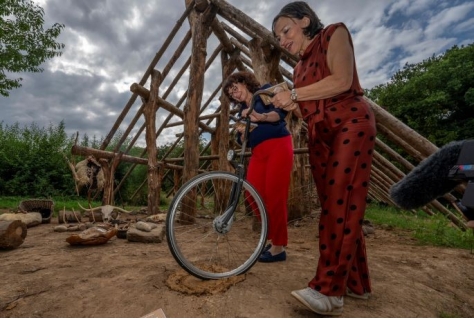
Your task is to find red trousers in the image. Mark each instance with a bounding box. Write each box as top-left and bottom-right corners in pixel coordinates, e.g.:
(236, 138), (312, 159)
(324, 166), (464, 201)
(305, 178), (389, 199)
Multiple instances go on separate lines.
(246, 135), (293, 246)
(307, 100), (376, 296)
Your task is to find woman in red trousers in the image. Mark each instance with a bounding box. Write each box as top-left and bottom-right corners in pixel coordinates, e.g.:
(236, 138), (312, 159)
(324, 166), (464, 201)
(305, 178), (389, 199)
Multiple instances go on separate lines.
(271, 1), (377, 316)
(223, 71), (293, 263)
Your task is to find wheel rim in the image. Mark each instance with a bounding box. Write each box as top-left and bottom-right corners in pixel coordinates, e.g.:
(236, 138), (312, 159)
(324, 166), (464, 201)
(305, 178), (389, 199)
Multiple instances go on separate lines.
(166, 172), (267, 279)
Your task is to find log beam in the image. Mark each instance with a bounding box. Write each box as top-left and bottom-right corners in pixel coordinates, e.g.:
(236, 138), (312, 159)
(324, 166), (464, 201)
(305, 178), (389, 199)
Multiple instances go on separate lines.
(72, 145), (148, 165)
(0, 220), (27, 249)
(366, 97), (438, 157)
(184, 9), (208, 183)
(130, 83), (214, 134)
(248, 37), (284, 85)
(145, 70), (164, 215)
(210, 0), (298, 63)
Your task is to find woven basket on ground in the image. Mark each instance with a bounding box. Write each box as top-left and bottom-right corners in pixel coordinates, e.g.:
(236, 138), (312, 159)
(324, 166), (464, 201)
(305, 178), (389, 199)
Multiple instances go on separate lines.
(18, 199), (55, 224)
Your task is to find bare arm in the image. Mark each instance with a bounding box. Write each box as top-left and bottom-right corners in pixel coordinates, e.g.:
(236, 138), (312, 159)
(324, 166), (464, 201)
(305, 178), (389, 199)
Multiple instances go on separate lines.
(241, 109), (281, 123)
(272, 27), (355, 107)
(296, 27), (354, 101)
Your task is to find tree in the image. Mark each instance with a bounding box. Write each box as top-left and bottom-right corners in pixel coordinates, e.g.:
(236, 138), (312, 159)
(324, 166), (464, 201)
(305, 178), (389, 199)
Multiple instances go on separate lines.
(0, 0), (65, 96)
(0, 120), (76, 197)
(367, 44), (474, 146)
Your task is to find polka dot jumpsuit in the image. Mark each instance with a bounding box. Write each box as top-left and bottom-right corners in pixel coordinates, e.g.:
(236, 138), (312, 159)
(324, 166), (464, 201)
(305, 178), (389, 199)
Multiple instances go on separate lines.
(293, 23), (376, 297)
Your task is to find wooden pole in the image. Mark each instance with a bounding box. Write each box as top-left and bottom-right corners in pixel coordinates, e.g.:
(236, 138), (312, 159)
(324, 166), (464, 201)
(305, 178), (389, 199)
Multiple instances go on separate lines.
(375, 138), (414, 172)
(215, 50), (232, 173)
(373, 151), (403, 183)
(376, 123), (424, 162)
(71, 145), (148, 165)
(367, 97), (438, 157)
(99, 153), (123, 205)
(209, 0), (298, 64)
(145, 70), (164, 215)
(230, 38), (293, 81)
(183, 10), (207, 183)
(130, 84), (214, 134)
(248, 37), (283, 85)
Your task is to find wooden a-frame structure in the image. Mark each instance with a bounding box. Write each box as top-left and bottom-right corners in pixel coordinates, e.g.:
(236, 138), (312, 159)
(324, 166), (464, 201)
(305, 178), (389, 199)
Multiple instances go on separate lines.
(70, 0), (469, 230)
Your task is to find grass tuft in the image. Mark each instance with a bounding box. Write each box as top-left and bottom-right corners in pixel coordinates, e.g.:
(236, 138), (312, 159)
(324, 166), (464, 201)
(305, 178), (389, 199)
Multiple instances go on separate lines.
(366, 203), (474, 251)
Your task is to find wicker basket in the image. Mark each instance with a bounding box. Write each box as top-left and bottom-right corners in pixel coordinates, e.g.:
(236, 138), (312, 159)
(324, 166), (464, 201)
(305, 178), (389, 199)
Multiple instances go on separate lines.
(18, 199), (54, 224)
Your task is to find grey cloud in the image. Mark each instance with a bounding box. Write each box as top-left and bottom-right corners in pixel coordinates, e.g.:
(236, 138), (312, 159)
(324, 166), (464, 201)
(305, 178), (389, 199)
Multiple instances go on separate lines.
(1, 0), (472, 146)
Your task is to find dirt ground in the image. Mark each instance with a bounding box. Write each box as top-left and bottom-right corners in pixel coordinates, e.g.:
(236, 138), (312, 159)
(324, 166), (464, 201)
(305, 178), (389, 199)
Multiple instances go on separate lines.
(1, 211), (473, 318)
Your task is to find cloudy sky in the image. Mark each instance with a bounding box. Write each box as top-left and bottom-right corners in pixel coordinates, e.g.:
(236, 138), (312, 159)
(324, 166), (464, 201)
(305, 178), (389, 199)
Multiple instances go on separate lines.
(1, 0), (473, 147)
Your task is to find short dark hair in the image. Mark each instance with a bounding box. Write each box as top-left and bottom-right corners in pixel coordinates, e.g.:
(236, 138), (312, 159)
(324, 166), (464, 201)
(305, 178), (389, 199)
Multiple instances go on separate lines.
(272, 1), (324, 39)
(223, 71), (261, 103)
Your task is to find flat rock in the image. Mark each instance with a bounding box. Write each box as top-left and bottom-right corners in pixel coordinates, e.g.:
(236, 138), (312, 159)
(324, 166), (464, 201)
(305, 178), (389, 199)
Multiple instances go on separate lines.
(136, 221), (158, 232)
(145, 213), (167, 223)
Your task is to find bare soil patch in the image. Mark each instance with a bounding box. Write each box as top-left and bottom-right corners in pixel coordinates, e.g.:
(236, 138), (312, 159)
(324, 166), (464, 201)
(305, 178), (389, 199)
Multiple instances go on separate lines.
(1, 212), (473, 318)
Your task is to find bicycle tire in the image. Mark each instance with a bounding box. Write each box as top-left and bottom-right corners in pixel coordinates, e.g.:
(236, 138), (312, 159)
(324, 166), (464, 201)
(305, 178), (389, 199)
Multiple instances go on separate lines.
(166, 171), (268, 280)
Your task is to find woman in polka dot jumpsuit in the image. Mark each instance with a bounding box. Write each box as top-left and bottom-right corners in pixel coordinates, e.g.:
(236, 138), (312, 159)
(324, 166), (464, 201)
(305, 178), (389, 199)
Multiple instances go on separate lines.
(271, 1), (376, 316)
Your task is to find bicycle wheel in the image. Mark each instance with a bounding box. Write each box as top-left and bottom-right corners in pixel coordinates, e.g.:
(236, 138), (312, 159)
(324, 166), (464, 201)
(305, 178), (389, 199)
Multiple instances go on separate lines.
(166, 171), (268, 280)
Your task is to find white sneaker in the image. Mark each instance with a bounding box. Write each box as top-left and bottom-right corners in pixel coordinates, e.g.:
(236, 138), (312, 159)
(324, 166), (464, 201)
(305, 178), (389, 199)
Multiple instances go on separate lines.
(346, 288), (371, 300)
(291, 288), (343, 316)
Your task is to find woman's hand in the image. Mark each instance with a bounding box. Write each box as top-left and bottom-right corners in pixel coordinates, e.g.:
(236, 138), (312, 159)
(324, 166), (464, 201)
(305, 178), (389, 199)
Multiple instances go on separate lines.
(235, 124), (247, 140)
(271, 91), (303, 118)
(241, 109), (262, 122)
(271, 90), (293, 109)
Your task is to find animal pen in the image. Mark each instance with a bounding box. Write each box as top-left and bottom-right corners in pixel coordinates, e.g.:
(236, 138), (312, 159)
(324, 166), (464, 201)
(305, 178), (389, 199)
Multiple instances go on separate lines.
(69, 0), (469, 230)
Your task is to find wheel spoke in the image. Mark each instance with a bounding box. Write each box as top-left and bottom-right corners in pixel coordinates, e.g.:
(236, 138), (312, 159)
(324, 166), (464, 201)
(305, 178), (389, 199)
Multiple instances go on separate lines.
(166, 172), (267, 279)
